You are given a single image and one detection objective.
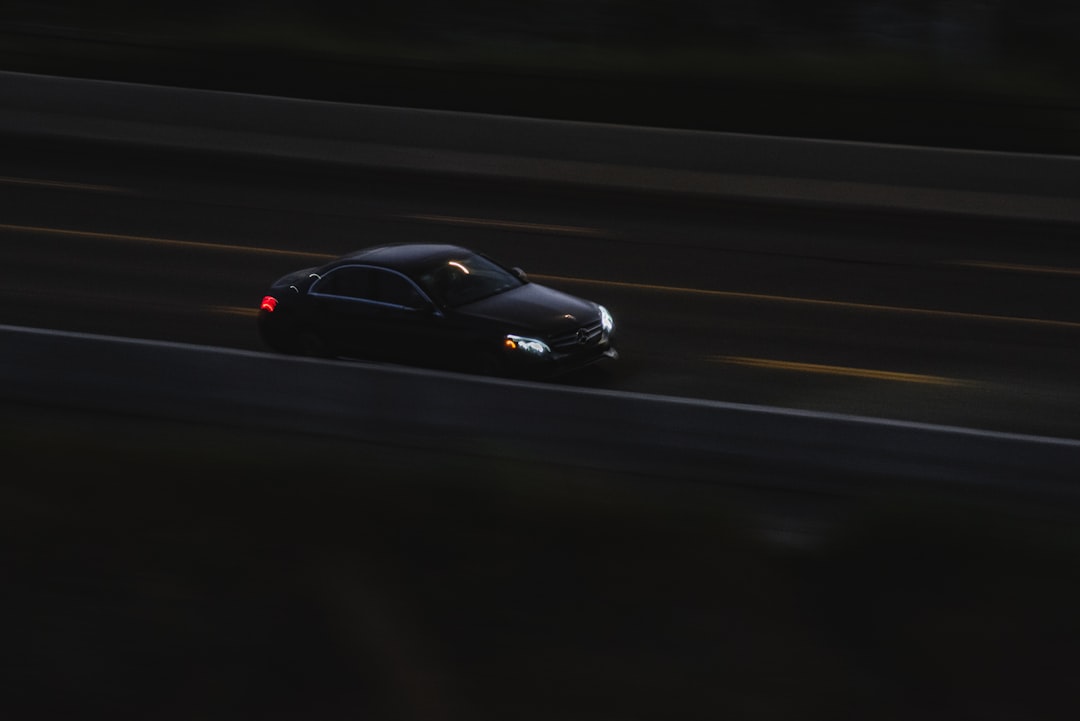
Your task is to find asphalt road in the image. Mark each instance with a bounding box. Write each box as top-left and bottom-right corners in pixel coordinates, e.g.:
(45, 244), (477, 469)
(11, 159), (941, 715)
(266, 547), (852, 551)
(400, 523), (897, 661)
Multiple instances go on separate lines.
(3, 135), (1080, 439)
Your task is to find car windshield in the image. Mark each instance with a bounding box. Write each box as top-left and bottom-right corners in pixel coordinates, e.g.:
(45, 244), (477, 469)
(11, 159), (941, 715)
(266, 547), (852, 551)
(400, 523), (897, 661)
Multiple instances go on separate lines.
(416, 254), (524, 308)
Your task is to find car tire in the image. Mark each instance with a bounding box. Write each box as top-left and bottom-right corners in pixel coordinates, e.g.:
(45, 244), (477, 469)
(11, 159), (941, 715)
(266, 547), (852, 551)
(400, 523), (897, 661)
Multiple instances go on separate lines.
(473, 352), (506, 377)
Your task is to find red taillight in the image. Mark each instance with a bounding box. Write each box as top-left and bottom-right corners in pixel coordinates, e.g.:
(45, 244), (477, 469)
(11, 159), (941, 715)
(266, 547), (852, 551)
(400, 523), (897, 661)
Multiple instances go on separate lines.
(260, 295), (278, 312)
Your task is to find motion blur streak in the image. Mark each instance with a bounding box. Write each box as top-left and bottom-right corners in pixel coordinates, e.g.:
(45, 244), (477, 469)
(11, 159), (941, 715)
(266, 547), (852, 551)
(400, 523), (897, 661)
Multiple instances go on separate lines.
(213, 306), (260, 318)
(0, 224), (334, 260)
(0, 175), (121, 193)
(712, 356), (972, 387)
(403, 213), (610, 237)
(531, 274), (1080, 330)
(951, 260), (1080, 277)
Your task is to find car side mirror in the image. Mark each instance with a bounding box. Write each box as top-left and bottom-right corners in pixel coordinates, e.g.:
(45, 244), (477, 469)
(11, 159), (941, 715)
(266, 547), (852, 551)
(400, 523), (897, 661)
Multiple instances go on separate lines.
(511, 267), (528, 283)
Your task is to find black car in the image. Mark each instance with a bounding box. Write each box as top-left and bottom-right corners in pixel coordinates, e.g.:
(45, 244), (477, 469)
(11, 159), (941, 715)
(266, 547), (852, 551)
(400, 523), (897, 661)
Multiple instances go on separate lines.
(257, 243), (617, 377)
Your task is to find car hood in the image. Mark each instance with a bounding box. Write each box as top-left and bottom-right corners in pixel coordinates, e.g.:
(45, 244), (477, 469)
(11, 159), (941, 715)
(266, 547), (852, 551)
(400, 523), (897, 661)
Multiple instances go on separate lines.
(455, 282), (598, 335)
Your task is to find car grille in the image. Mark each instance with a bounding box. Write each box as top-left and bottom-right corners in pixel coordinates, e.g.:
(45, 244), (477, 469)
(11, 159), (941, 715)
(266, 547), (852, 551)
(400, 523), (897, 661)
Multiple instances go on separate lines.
(549, 318), (604, 353)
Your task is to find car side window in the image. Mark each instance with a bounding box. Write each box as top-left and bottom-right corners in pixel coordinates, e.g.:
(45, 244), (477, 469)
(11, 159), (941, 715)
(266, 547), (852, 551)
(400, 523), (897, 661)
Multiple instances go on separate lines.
(315, 266), (429, 309)
(372, 269), (429, 310)
(314, 267), (374, 300)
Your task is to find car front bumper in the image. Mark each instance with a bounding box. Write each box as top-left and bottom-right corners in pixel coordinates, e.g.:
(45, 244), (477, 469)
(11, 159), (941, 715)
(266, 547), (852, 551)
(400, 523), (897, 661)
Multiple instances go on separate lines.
(505, 343), (618, 380)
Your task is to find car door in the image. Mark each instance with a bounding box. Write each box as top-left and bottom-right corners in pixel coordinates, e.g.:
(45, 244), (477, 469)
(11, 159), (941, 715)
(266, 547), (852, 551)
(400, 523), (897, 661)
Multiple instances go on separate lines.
(365, 268), (453, 366)
(307, 265), (391, 359)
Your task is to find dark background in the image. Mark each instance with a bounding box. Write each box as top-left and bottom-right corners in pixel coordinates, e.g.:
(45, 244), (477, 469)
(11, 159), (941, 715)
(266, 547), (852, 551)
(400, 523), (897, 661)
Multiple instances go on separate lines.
(2, 0), (1079, 152)
(6, 403), (1080, 720)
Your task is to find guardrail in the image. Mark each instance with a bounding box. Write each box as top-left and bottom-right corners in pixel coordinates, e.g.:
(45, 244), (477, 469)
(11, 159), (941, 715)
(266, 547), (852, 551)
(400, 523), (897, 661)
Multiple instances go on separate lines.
(4, 324), (1079, 510)
(1, 70), (1078, 223)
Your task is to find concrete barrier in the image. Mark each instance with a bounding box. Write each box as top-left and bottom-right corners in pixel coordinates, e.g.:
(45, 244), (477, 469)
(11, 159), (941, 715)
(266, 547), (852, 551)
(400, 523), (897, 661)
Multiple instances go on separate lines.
(3, 324), (1079, 509)
(1, 70), (1078, 223)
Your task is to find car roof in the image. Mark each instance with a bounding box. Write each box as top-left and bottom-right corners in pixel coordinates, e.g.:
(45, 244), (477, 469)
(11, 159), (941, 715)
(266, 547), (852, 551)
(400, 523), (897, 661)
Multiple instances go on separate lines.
(330, 244), (474, 276)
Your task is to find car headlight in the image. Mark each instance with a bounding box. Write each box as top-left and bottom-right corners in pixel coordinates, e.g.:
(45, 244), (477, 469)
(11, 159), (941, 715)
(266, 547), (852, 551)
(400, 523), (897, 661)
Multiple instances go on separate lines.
(504, 334), (551, 356)
(599, 305), (614, 336)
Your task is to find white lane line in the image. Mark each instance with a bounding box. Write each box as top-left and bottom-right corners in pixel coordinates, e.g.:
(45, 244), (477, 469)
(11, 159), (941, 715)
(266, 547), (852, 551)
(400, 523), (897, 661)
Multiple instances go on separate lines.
(3, 321), (1079, 449)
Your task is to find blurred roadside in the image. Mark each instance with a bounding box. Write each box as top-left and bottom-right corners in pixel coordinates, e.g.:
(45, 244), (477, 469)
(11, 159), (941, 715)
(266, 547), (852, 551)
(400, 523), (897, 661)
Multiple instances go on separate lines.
(5, 400), (1080, 720)
(2, 1), (1078, 153)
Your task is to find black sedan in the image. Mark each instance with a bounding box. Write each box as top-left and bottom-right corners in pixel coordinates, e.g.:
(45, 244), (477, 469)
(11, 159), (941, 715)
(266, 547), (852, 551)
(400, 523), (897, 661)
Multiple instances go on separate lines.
(257, 243), (618, 377)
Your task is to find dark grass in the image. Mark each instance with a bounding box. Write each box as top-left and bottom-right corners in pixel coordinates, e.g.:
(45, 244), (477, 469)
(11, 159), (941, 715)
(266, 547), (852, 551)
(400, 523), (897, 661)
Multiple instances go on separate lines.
(3, 401), (1080, 720)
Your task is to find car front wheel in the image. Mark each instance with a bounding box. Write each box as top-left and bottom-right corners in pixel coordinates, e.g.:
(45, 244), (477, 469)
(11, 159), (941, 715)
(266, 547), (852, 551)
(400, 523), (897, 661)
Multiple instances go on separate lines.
(472, 352), (506, 377)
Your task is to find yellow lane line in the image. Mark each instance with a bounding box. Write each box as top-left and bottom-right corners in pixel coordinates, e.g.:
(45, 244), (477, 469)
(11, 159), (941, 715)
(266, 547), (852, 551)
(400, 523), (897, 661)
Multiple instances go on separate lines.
(950, 260), (1080, 277)
(211, 306), (259, 317)
(0, 175), (122, 193)
(711, 355), (971, 386)
(0, 224), (334, 260)
(402, 213), (609, 237)
(4, 222), (1076, 332)
(530, 273), (1080, 330)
